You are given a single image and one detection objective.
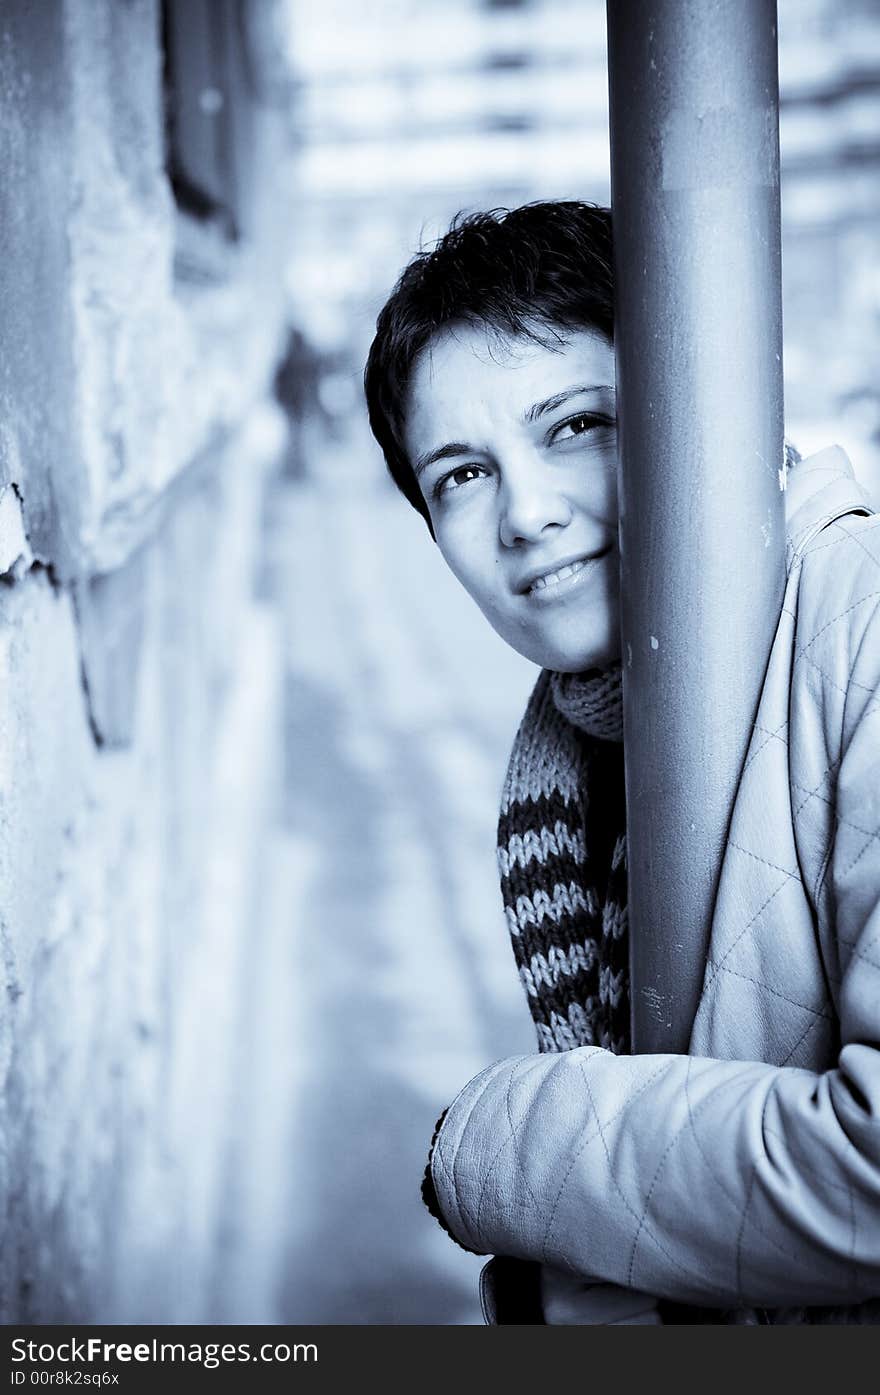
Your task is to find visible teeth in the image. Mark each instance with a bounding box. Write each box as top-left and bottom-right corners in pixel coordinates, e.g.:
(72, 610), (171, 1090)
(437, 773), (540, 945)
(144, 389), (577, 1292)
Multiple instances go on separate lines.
(531, 559), (588, 592)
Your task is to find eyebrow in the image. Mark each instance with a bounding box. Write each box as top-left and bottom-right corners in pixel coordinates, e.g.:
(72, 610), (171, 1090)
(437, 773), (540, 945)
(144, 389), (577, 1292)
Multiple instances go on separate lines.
(414, 442), (473, 479)
(413, 384), (615, 479)
(522, 384), (614, 424)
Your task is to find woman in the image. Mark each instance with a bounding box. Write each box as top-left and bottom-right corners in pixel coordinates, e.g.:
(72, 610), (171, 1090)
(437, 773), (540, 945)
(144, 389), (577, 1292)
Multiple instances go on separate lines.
(364, 202), (880, 1323)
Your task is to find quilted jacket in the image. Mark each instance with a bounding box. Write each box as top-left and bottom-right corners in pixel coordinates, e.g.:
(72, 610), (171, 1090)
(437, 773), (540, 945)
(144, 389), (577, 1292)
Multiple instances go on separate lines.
(430, 446), (880, 1323)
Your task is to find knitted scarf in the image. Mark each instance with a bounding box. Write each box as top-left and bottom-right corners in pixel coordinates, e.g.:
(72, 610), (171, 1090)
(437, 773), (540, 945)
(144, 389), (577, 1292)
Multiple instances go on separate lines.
(497, 665), (629, 1055)
(420, 663), (630, 1251)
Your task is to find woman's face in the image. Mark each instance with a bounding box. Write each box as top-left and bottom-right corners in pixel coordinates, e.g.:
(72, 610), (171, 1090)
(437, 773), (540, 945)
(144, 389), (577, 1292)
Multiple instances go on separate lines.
(404, 324), (620, 672)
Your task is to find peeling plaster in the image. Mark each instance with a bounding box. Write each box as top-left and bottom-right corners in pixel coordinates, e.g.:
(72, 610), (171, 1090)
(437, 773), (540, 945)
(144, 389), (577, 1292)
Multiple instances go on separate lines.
(761, 508), (774, 548)
(641, 984), (672, 1029)
(0, 485), (33, 578)
(0, 0), (291, 1324)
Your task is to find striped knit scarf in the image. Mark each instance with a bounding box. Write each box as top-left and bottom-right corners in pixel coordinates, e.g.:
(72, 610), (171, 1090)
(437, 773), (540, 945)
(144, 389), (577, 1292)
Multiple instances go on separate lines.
(497, 665), (629, 1055)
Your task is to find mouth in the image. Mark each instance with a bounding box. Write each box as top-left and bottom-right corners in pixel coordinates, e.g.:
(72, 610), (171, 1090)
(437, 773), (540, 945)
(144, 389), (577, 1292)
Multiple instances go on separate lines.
(519, 545), (613, 597)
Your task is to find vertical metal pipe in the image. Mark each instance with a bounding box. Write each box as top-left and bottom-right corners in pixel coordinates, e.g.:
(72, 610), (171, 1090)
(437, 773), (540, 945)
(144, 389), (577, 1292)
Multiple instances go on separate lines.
(606, 0), (785, 1053)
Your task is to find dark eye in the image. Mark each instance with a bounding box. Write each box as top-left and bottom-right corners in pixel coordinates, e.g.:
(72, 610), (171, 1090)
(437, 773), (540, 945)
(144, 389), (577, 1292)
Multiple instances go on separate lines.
(435, 464), (487, 498)
(550, 412), (614, 444)
(568, 414), (596, 436)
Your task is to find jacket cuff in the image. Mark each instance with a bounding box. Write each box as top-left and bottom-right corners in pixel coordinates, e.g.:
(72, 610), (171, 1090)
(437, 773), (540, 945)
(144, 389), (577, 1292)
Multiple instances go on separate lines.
(421, 1107), (482, 1254)
(428, 1056), (535, 1254)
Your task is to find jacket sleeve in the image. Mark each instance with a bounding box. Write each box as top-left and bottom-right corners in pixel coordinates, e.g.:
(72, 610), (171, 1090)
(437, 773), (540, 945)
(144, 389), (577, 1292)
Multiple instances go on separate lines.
(430, 603), (880, 1312)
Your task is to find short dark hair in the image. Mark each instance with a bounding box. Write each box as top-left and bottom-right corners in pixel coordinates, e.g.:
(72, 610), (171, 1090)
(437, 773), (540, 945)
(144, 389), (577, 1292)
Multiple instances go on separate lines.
(364, 200), (613, 528)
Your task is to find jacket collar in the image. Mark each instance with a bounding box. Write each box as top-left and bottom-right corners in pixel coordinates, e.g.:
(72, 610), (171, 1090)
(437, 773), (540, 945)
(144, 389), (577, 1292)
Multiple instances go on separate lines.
(785, 445), (875, 570)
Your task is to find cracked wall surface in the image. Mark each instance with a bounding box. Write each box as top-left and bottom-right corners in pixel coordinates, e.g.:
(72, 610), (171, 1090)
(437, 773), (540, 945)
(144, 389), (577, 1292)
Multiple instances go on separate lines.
(0, 0), (291, 1321)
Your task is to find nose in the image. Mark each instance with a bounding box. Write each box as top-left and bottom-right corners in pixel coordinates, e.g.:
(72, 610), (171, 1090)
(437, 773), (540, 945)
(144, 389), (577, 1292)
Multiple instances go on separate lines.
(498, 463), (573, 548)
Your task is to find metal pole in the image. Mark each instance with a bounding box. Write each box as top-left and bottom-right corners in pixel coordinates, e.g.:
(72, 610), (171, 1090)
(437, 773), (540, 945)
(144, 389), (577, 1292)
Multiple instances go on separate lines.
(606, 0), (786, 1053)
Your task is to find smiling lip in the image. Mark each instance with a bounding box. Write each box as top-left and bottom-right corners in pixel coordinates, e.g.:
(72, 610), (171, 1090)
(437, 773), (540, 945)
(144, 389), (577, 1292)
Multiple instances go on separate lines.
(517, 545), (613, 596)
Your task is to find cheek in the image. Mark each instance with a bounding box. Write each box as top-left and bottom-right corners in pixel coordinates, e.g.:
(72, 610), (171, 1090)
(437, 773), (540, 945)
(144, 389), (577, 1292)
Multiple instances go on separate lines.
(435, 516), (497, 602)
(586, 461), (619, 522)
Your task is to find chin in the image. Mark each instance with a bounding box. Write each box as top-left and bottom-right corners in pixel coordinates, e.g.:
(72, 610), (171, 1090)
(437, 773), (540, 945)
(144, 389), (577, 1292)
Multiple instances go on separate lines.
(549, 657), (596, 674)
(534, 613), (620, 673)
(514, 645), (616, 674)
(540, 637), (620, 674)
(547, 655), (612, 674)
(495, 617), (620, 673)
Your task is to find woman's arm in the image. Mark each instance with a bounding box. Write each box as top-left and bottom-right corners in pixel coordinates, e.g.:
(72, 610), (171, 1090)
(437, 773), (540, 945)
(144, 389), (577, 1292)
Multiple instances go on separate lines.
(430, 1029), (880, 1308)
(429, 587), (880, 1311)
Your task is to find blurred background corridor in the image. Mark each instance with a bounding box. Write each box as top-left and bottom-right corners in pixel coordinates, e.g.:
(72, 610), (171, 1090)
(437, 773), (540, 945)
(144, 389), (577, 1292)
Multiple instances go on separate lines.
(1, 0), (879, 1324)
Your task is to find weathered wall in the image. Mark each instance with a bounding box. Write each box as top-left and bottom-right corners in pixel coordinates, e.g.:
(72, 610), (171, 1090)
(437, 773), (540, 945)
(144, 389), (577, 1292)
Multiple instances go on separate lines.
(0, 0), (291, 1321)
(0, 2), (74, 562)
